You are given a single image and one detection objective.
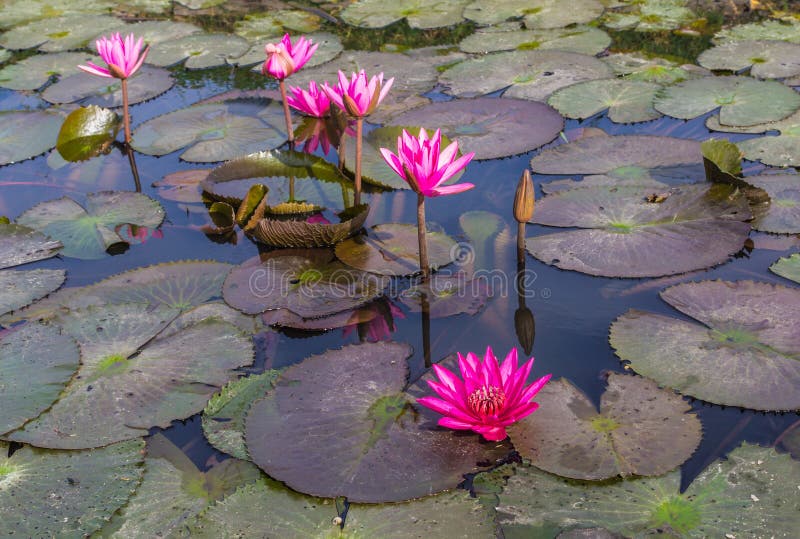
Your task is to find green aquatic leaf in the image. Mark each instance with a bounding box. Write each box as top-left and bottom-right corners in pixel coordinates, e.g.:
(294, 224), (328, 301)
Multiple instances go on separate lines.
(341, 0), (470, 29)
(56, 105), (120, 161)
(548, 78), (662, 123)
(602, 52), (710, 84)
(713, 19), (800, 45)
(698, 40), (800, 79)
(0, 0), (114, 30)
(464, 0), (603, 28)
(0, 14), (120, 51)
(145, 33), (249, 69)
(42, 65), (174, 106)
(459, 26), (611, 55)
(706, 110), (800, 168)
(0, 110), (64, 164)
(770, 253), (800, 284)
(602, 0), (696, 32)
(251, 206), (369, 249)
(0, 222), (62, 268)
(0, 268), (65, 317)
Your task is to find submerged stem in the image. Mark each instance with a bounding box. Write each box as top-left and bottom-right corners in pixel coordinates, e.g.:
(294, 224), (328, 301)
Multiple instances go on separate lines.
(121, 78), (131, 145)
(279, 80), (294, 143)
(338, 131), (346, 171)
(354, 117), (363, 206)
(417, 193), (430, 281)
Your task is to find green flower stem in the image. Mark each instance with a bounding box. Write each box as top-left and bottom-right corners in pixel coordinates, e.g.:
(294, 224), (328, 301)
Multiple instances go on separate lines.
(279, 79), (294, 143)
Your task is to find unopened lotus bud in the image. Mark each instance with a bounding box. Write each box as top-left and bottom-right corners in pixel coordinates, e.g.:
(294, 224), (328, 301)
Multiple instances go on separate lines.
(514, 306), (535, 355)
(513, 169), (534, 223)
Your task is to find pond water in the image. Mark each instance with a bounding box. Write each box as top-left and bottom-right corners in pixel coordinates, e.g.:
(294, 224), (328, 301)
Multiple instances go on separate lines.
(1, 0), (799, 537)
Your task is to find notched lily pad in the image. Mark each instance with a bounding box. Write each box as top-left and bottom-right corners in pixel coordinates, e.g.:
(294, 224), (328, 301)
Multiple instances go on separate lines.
(770, 253), (800, 284)
(0, 110), (64, 165)
(0, 268), (66, 317)
(706, 110), (800, 168)
(0, 222), (62, 268)
(459, 26), (611, 56)
(713, 19), (800, 45)
(0, 14), (120, 52)
(145, 33), (249, 69)
(233, 10), (321, 40)
(56, 105), (120, 161)
(42, 65), (174, 106)
(742, 174), (800, 233)
(602, 0), (696, 32)
(399, 274), (488, 318)
(341, 0), (469, 29)
(602, 52), (710, 84)
(0, 51), (94, 90)
(698, 40), (800, 79)
(548, 79), (662, 123)
(464, 0), (603, 28)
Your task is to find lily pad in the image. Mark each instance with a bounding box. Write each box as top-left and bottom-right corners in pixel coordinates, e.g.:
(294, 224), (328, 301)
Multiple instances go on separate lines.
(484, 443), (799, 537)
(224, 251), (389, 318)
(548, 79), (662, 123)
(341, 0), (470, 29)
(0, 322), (78, 435)
(526, 184), (751, 277)
(439, 50), (613, 102)
(464, 0), (603, 28)
(0, 222), (62, 268)
(391, 97), (564, 160)
(99, 434), (261, 538)
(146, 33), (249, 69)
(603, 0), (696, 32)
(336, 223), (457, 277)
(132, 102), (286, 163)
(653, 75), (800, 127)
(741, 174), (800, 233)
(101, 20), (202, 46)
(7, 302), (254, 448)
(16, 191), (164, 259)
(0, 268), (65, 317)
(56, 105), (120, 161)
(234, 10), (321, 40)
(0, 110), (64, 164)
(602, 52), (710, 84)
(187, 477), (495, 538)
(698, 40), (800, 79)
(42, 65), (174, 106)
(399, 274), (489, 318)
(153, 168), (210, 203)
(459, 26), (611, 55)
(160, 301), (265, 338)
(0, 49), (10, 63)
(0, 439), (144, 538)
(541, 173), (669, 194)
(611, 280), (800, 410)
(0, 14), (120, 51)
(261, 303), (382, 331)
(202, 371), (280, 460)
(250, 206), (369, 248)
(706, 110), (800, 167)
(239, 32), (342, 69)
(245, 342), (510, 502)
(0, 51), (94, 90)
(770, 253), (800, 284)
(508, 373), (701, 480)
(713, 19), (800, 45)
(0, 0), (114, 30)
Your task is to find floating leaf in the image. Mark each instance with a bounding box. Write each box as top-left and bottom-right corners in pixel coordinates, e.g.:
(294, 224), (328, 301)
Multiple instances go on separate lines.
(399, 274), (488, 318)
(698, 40), (800, 79)
(486, 443), (799, 537)
(602, 52), (709, 84)
(508, 373), (701, 480)
(0, 439), (144, 538)
(603, 0), (696, 32)
(234, 10), (321, 40)
(0, 268), (65, 317)
(464, 0), (602, 28)
(0, 51), (94, 90)
(7, 303), (254, 448)
(101, 20), (202, 46)
(42, 65), (174, 106)
(527, 184), (751, 277)
(0, 14), (120, 51)
(0, 322), (78, 435)
(56, 105), (120, 162)
(391, 97), (563, 160)
(706, 110), (800, 167)
(132, 102), (286, 163)
(742, 174), (800, 233)
(203, 201), (236, 235)
(336, 223), (457, 277)
(261, 304), (380, 331)
(0, 0), (114, 30)
(0, 110), (64, 164)
(541, 173), (668, 194)
(713, 19), (800, 45)
(224, 251), (389, 318)
(202, 372), (280, 460)
(245, 342), (510, 502)
(459, 26), (611, 55)
(611, 280), (800, 410)
(548, 79), (661, 123)
(770, 253), (800, 284)
(0, 49), (10, 63)
(341, 0), (469, 29)
(153, 168), (210, 203)
(250, 206), (369, 248)
(146, 33), (249, 69)
(187, 477), (495, 537)
(16, 191), (164, 259)
(160, 301), (265, 338)
(654, 75), (800, 127)
(0, 222), (61, 268)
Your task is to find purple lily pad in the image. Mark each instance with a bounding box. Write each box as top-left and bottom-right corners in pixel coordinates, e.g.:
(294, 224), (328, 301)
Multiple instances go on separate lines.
(742, 174), (800, 234)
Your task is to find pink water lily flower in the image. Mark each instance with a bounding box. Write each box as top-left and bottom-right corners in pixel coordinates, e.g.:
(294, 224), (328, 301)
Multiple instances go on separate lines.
(287, 81), (331, 118)
(380, 128), (475, 197)
(262, 33), (317, 80)
(78, 33), (149, 79)
(417, 347), (551, 441)
(323, 70), (393, 118)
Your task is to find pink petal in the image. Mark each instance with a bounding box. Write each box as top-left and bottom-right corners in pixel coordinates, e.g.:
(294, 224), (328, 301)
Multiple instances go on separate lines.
(379, 148), (405, 179)
(77, 63), (113, 78)
(517, 374), (552, 404)
(427, 183), (475, 197)
(473, 425), (508, 441)
(438, 417), (477, 431)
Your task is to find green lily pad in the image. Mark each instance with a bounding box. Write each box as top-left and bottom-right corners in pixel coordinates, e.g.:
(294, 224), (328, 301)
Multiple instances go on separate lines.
(186, 477), (495, 538)
(603, 0), (696, 32)
(530, 134), (703, 180)
(99, 434), (261, 538)
(698, 40), (800, 79)
(391, 97), (564, 160)
(0, 51), (94, 90)
(56, 105), (120, 161)
(202, 371), (280, 460)
(0, 49), (10, 63)
(111, 0), (173, 14)
(541, 173), (669, 194)
(464, 0), (603, 28)
(742, 174), (800, 233)
(602, 52), (710, 84)
(0, 268), (65, 317)
(234, 10), (321, 40)
(459, 26), (611, 55)
(101, 20), (202, 46)
(0, 110), (64, 164)
(341, 0), (470, 29)
(132, 102), (286, 163)
(245, 342), (510, 502)
(0, 0), (114, 30)
(611, 280), (800, 410)
(713, 19), (800, 45)
(336, 223), (457, 277)
(508, 373), (701, 480)
(706, 110), (800, 167)
(146, 33), (249, 69)
(0, 222), (62, 268)
(654, 75), (800, 127)
(770, 253), (800, 284)
(527, 184), (751, 277)
(16, 191), (164, 259)
(42, 65), (174, 106)
(0, 14), (120, 51)
(250, 206), (369, 248)
(239, 32), (342, 69)
(175, 0), (225, 8)
(0, 439), (144, 538)
(439, 50), (613, 101)
(224, 251), (389, 318)
(483, 443), (799, 537)
(548, 79), (662, 123)
(0, 322), (78, 435)
(160, 301), (265, 338)
(7, 302), (254, 448)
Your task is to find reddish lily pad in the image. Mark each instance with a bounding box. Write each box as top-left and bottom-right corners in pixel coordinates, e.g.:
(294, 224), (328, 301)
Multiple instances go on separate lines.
(245, 342), (510, 502)
(610, 280), (800, 410)
(770, 253), (800, 284)
(742, 174), (800, 233)
(508, 373), (701, 480)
